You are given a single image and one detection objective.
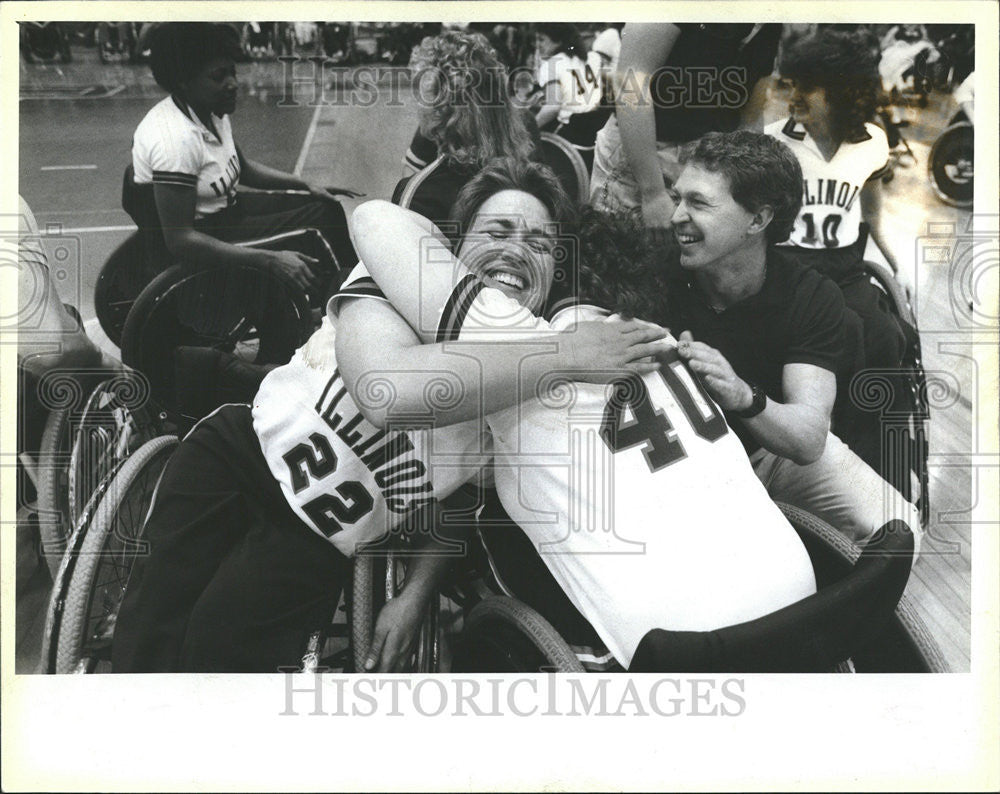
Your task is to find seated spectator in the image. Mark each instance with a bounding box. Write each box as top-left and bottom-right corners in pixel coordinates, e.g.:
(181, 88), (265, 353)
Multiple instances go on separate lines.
(133, 22), (358, 297)
(392, 30), (537, 235)
(661, 131), (920, 549)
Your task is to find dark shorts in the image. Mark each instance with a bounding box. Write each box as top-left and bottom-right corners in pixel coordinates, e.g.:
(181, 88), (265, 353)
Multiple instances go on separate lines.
(112, 404), (349, 673)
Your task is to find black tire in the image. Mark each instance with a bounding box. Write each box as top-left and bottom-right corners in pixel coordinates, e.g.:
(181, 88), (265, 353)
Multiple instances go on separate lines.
(928, 122), (974, 208)
(53, 435), (179, 674)
(120, 263), (312, 418)
(68, 374), (162, 528)
(456, 596), (585, 673)
(37, 408), (74, 580)
(94, 232), (159, 348)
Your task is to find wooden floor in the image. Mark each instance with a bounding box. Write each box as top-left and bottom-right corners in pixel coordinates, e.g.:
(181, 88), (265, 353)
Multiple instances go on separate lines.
(865, 103), (978, 673)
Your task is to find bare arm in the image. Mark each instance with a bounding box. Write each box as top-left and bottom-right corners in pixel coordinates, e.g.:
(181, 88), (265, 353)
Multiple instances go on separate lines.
(738, 75), (772, 131)
(534, 80), (563, 129)
(678, 333), (834, 464)
(615, 23), (681, 227)
(153, 183), (320, 292)
(861, 179), (912, 298)
(335, 201), (667, 428)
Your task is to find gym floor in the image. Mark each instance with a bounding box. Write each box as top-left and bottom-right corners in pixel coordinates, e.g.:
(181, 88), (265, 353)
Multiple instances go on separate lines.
(15, 48), (977, 673)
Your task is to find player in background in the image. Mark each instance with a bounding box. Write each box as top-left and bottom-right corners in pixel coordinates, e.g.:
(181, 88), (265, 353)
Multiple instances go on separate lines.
(766, 29), (916, 483)
(112, 159), (663, 673)
(341, 188), (819, 670)
(529, 24), (610, 169)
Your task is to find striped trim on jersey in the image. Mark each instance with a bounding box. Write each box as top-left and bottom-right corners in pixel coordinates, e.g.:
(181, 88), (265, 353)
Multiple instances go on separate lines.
(151, 170), (198, 188)
(335, 276), (387, 302)
(398, 155), (447, 210)
(777, 117), (888, 183)
(436, 273), (485, 343)
(403, 146), (430, 172)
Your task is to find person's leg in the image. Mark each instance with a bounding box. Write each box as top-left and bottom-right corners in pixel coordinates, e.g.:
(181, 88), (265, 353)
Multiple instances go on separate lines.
(753, 435), (921, 553)
(178, 505), (349, 673)
(112, 406), (262, 672)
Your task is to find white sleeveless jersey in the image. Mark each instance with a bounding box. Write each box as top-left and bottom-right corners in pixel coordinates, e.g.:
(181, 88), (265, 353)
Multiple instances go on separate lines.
(765, 118), (890, 251)
(252, 314), (490, 558)
(438, 276), (817, 667)
(537, 51), (603, 123)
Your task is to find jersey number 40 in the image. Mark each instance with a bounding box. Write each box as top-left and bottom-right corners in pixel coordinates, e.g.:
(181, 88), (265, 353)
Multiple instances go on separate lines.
(600, 348), (728, 472)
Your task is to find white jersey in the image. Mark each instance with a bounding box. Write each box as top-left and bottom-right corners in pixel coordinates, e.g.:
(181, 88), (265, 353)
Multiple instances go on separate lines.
(438, 276), (817, 667)
(766, 118), (890, 251)
(252, 278), (490, 557)
(132, 96), (240, 218)
(537, 51), (603, 123)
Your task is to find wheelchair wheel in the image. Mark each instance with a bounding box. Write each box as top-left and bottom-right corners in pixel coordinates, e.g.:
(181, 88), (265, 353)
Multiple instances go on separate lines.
(94, 232), (161, 348)
(928, 122), (973, 208)
(352, 552), (439, 673)
(120, 263), (313, 418)
(455, 596), (585, 673)
(539, 131), (591, 204)
(36, 408), (74, 580)
(51, 435), (179, 674)
(68, 374), (163, 528)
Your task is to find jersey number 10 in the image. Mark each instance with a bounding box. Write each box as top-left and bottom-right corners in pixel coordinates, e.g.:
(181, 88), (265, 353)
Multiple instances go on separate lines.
(600, 347), (728, 472)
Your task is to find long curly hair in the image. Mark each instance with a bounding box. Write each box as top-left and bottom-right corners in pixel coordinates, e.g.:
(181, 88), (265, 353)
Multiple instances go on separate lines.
(410, 30), (534, 168)
(573, 207), (674, 322)
(778, 28), (881, 143)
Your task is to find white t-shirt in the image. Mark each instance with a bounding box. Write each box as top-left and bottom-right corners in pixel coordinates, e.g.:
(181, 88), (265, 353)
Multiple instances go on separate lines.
(251, 266), (490, 557)
(537, 51), (603, 122)
(132, 96), (240, 219)
(437, 276), (817, 667)
(765, 118), (890, 250)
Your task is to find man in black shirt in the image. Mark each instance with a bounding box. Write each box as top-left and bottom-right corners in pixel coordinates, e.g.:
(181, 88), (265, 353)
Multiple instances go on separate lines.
(667, 131), (920, 548)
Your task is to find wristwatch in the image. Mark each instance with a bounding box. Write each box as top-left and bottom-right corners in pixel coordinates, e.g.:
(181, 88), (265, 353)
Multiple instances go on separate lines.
(736, 382), (767, 419)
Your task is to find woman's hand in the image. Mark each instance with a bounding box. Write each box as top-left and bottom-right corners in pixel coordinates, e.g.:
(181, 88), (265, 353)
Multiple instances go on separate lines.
(261, 249), (321, 293)
(363, 588), (428, 672)
(560, 318), (669, 382)
(305, 182), (366, 201)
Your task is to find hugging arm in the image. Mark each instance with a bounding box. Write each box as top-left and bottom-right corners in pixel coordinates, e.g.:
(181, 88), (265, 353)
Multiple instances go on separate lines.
(335, 201), (667, 429)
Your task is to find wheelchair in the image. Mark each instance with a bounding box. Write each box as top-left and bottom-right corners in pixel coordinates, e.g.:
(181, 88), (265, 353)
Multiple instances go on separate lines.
(928, 118), (973, 208)
(538, 131), (591, 205)
(851, 259), (931, 529)
(346, 500), (948, 673)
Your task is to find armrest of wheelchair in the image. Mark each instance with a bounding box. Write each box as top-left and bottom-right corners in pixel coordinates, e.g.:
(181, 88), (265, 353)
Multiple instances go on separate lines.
(628, 512), (915, 673)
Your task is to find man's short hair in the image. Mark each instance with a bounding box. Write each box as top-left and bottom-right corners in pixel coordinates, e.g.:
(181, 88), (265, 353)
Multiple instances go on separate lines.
(148, 23), (242, 93)
(684, 131), (803, 245)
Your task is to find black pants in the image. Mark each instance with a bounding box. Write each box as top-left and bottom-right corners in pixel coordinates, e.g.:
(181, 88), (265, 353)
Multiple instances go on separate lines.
(112, 405), (349, 673)
(195, 191), (357, 274)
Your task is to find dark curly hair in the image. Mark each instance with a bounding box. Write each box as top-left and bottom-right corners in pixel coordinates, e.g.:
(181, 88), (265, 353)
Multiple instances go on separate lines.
(683, 131), (803, 246)
(410, 30), (534, 168)
(534, 23), (584, 58)
(778, 28), (881, 142)
(148, 23), (241, 93)
(573, 207), (674, 321)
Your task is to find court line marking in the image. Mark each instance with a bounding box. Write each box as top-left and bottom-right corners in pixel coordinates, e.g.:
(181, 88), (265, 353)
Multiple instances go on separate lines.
(293, 102), (323, 176)
(40, 165), (98, 171)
